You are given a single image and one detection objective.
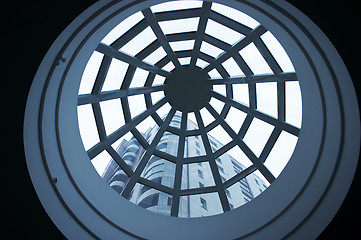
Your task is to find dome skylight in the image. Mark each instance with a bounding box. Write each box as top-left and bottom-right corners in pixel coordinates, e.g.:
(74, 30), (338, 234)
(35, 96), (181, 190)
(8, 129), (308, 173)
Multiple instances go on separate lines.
(77, 0), (301, 217)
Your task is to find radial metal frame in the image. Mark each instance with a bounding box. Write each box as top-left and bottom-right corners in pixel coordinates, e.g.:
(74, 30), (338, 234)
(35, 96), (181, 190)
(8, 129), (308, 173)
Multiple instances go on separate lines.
(77, 1), (301, 217)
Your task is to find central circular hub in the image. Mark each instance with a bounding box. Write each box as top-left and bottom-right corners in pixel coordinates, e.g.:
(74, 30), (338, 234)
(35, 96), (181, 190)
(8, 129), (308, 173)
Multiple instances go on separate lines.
(165, 66), (211, 112)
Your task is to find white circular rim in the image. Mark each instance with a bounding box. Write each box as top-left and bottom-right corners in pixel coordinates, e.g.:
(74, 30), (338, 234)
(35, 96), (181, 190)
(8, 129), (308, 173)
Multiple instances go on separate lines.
(24, 0), (360, 239)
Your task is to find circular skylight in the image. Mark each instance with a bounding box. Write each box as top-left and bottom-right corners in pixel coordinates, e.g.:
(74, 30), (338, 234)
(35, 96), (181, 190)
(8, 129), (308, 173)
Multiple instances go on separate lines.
(77, 1), (302, 217)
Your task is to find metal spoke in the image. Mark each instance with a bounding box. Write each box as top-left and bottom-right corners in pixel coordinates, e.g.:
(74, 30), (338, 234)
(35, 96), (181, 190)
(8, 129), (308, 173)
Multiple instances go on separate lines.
(171, 112), (187, 216)
(91, 55), (112, 94)
(121, 107), (176, 199)
(87, 97), (168, 159)
(209, 72), (297, 85)
(190, 1), (212, 65)
(202, 25), (267, 74)
(208, 10), (252, 35)
(92, 103), (107, 142)
(78, 85), (165, 106)
(211, 91), (300, 136)
(224, 165), (257, 188)
(96, 43), (171, 78)
(111, 19), (148, 50)
(106, 147), (133, 177)
(166, 31), (196, 42)
(142, 8), (181, 68)
(205, 103), (276, 183)
(194, 110), (231, 212)
(180, 186), (217, 196)
(138, 177), (173, 195)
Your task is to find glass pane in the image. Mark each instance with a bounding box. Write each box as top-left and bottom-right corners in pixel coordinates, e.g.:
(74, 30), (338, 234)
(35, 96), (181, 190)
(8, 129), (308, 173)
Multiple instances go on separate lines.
(159, 17), (200, 35)
(184, 135), (206, 157)
(101, 11), (144, 45)
(129, 183), (172, 216)
(141, 155), (176, 188)
(100, 99), (125, 136)
(222, 57), (245, 77)
(181, 162), (215, 190)
(225, 106), (247, 133)
(232, 83), (249, 106)
(120, 27), (157, 56)
(243, 118), (274, 157)
(77, 104), (100, 150)
(110, 131), (145, 171)
(187, 112), (198, 130)
(211, 3), (260, 29)
(264, 131), (298, 177)
(101, 58), (128, 92)
(91, 150), (112, 176)
(239, 43), (273, 75)
(179, 192), (223, 218)
(128, 94), (147, 119)
(156, 131), (179, 157)
(208, 125), (232, 152)
(79, 51), (104, 94)
(260, 31), (295, 72)
(135, 115), (158, 144)
(205, 19), (244, 45)
(256, 82), (278, 118)
(285, 81), (302, 128)
(129, 68), (149, 88)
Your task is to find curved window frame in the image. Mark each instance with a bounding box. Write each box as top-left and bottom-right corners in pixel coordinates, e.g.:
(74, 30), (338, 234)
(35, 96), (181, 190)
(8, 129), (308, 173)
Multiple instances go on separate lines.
(24, 0), (360, 239)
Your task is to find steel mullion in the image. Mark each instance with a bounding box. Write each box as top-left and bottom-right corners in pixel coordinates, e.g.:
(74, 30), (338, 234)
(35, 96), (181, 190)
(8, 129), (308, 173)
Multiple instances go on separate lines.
(182, 155), (209, 164)
(142, 8), (181, 69)
(199, 52), (215, 63)
(174, 50), (193, 59)
(194, 110), (231, 212)
(78, 85), (165, 106)
(87, 97), (168, 159)
(213, 141), (237, 159)
(208, 10), (252, 35)
(135, 40), (161, 60)
(180, 186), (217, 196)
(253, 38), (282, 74)
(190, 1), (212, 65)
(211, 91), (300, 136)
(201, 25), (267, 75)
(144, 72), (156, 87)
(215, 65), (233, 99)
(96, 43), (171, 78)
(153, 150), (177, 163)
(106, 147), (133, 177)
(258, 127), (282, 163)
(121, 97), (132, 124)
(91, 55), (112, 94)
(171, 112), (187, 216)
(92, 103), (107, 142)
(205, 103), (276, 183)
(209, 73), (298, 85)
(110, 19), (148, 50)
(203, 34), (232, 51)
(223, 165), (257, 188)
(166, 31), (197, 42)
(138, 177), (173, 195)
(238, 115), (253, 139)
(154, 7), (202, 21)
(277, 81), (286, 121)
(131, 128), (150, 150)
(121, 107), (176, 199)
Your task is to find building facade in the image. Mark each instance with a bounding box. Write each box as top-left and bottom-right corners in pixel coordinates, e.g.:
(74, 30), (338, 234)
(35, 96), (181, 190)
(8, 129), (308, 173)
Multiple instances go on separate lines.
(102, 113), (268, 217)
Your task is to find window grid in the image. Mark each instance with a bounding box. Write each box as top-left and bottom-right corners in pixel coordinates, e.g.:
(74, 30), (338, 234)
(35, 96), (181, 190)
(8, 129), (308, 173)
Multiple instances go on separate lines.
(77, 0), (301, 218)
